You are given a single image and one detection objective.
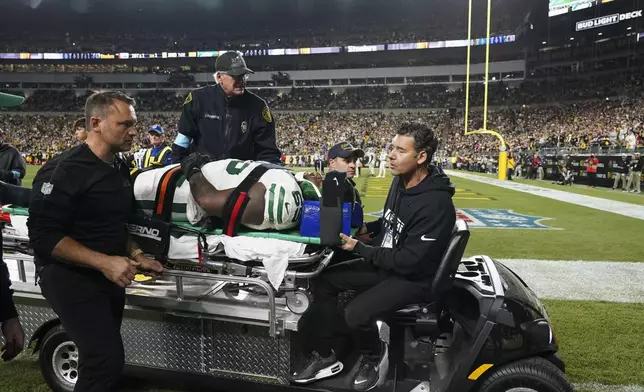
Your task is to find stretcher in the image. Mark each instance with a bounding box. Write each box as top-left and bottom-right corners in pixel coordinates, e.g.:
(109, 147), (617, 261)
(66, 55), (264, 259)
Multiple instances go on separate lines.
(1, 205), (354, 314)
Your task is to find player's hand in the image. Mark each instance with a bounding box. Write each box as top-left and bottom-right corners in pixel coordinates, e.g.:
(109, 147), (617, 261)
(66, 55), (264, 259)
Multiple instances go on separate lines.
(181, 153), (211, 180)
(339, 233), (358, 252)
(1, 317), (24, 362)
(101, 256), (138, 288)
(130, 255), (164, 279)
(303, 172), (323, 189)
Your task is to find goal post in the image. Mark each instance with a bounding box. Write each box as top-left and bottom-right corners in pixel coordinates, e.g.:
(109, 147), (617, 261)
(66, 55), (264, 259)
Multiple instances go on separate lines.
(464, 0), (508, 180)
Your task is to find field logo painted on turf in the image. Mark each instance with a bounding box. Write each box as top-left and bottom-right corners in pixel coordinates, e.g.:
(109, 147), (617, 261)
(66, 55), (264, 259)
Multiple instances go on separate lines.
(366, 208), (558, 230)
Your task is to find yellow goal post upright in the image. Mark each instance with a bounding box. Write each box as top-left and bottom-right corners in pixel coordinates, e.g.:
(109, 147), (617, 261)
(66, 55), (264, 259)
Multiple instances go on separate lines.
(464, 0), (508, 180)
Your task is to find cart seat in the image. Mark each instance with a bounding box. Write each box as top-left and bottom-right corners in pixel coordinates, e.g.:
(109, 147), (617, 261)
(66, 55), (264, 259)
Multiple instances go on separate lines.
(392, 219), (470, 331)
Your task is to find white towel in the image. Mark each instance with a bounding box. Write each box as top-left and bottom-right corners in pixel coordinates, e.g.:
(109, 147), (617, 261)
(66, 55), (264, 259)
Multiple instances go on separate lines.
(167, 234), (306, 290)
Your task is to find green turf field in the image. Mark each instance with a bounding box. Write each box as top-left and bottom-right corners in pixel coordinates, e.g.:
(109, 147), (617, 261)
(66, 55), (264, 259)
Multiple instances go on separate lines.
(2, 166), (643, 390)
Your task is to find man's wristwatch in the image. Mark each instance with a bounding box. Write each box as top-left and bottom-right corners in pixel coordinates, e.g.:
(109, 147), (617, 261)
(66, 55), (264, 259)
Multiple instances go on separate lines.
(130, 249), (144, 260)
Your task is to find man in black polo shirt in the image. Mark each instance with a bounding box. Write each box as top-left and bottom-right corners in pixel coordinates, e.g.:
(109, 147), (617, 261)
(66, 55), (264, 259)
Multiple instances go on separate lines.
(28, 91), (164, 392)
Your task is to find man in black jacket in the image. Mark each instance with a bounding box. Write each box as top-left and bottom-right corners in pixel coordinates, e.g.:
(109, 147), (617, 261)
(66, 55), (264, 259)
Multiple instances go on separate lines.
(292, 123), (456, 391)
(0, 92), (26, 362)
(172, 51), (281, 164)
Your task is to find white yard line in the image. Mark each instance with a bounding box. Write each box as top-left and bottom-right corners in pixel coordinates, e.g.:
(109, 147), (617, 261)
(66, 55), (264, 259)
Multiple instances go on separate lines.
(498, 259), (644, 303)
(447, 170), (644, 221)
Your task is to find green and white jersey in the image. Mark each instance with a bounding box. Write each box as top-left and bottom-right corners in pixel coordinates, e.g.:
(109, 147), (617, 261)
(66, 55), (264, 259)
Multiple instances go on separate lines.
(132, 160), (303, 231)
(195, 159), (302, 230)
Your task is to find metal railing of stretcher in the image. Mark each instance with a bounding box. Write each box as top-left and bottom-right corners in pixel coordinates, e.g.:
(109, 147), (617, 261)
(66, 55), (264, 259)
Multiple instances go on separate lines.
(4, 230), (334, 338)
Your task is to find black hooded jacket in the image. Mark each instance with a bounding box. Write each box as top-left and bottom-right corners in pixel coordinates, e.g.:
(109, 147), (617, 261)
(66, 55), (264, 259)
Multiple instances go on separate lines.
(354, 165), (456, 280)
(0, 143), (26, 186)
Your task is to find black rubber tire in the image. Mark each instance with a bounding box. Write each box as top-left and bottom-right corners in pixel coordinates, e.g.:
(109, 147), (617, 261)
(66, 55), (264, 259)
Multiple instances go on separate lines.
(39, 325), (77, 392)
(477, 357), (574, 392)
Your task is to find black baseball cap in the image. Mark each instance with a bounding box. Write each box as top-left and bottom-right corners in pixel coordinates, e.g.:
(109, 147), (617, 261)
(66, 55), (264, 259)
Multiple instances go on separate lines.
(328, 142), (365, 160)
(215, 51), (254, 76)
(0, 92), (25, 107)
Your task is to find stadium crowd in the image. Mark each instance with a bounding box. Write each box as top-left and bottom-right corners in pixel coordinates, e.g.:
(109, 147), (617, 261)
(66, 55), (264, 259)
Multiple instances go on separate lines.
(4, 69), (644, 112)
(0, 0), (523, 54)
(1, 95), (642, 165)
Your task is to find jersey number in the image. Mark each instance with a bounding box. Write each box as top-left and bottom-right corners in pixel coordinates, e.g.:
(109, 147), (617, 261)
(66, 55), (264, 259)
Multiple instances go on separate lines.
(291, 191), (303, 223)
(226, 160), (251, 175)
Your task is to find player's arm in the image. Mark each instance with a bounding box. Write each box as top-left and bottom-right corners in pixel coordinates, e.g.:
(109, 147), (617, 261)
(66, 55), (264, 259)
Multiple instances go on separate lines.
(252, 102), (282, 164)
(172, 91), (200, 164)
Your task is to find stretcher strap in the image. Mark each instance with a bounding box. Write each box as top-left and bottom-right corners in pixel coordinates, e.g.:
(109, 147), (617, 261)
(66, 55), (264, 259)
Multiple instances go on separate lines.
(154, 167), (184, 221)
(221, 165), (269, 237)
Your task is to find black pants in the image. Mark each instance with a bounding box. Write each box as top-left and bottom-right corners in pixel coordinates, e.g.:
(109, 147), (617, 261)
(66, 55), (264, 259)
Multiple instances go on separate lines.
(587, 172), (597, 187)
(298, 261), (431, 359)
(39, 264), (126, 392)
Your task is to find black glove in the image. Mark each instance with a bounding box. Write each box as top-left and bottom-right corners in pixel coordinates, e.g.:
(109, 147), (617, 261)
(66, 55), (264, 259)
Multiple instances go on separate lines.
(181, 153), (211, 180)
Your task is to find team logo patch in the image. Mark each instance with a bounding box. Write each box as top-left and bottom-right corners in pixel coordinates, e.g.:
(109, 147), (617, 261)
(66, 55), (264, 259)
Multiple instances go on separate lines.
(41, 182), (54, 195)
(184, 92), (193, 105)
(366, 208), (558, 230)
(262, 105), (273, 123)
(241, 121), (248, 133)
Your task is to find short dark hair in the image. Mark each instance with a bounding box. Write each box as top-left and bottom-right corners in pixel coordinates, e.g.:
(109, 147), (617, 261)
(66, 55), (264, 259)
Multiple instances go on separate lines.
(84, 91), (136, 130)
(396, 123), (438, 164)
(72, 117), (85, 130)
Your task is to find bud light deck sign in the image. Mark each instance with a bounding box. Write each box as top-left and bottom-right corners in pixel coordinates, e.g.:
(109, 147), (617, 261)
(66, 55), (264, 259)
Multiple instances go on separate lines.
(367, 209), (557, 230)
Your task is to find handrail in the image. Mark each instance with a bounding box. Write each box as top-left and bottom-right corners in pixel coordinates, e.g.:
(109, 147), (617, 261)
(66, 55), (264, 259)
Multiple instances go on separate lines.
(5, 253), (280, 338)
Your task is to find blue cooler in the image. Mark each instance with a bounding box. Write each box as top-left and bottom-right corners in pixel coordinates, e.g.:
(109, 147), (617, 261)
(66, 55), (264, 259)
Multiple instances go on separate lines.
(300, 201), (352, 238)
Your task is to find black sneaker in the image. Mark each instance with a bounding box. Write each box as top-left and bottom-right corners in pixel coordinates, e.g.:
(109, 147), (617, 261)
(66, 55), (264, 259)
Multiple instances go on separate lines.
(291, 351), (344, 384)
(351, 344), (389, 391)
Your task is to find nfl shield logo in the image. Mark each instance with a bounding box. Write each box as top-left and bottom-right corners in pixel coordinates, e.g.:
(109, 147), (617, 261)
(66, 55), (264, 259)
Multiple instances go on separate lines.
(241, 121), (248, 133)
(41, 182), (54, 195)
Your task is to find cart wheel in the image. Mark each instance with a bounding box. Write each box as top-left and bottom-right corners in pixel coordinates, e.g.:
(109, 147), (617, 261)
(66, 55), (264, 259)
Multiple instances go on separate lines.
(477, 357), (574, 392)
(286, 290), (311, 314)
(39, 325), (78, 392)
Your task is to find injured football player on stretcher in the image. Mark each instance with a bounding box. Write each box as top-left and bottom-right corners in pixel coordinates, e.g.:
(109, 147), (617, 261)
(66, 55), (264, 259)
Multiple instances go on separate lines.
(132, 153), (324, 233)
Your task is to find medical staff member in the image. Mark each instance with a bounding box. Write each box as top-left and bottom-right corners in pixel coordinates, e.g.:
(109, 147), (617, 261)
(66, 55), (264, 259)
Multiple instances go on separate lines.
(28, 91), (164, 392)
(327, 142), (364, 206)
(143, 125), (172, 168)
(172, 51), (281, 164)
(292, 123), (456, 391)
